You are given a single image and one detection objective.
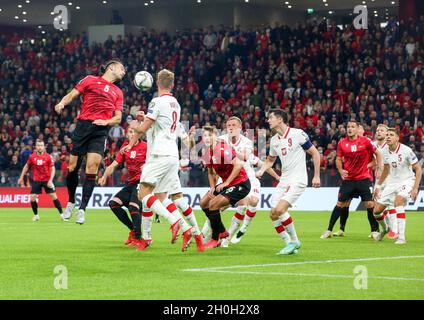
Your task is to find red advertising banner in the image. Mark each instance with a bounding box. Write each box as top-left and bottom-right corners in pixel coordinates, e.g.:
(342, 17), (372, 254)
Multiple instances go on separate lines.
(0, 187), (68, 208)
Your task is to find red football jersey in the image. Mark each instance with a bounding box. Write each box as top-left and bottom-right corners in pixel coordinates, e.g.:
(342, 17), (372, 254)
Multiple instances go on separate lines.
(206, 141), (248, 187)
(115, 140), (147, 184)
(75, 75), (123, 121)
(336, 136), (376, 181)
(26, 152), (53, 182)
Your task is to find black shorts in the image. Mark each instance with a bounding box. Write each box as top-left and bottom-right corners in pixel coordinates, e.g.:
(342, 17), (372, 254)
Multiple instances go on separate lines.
(113, 183), (141, 207)
(71, 120), (109, 156)
(338, 178), (373, 202)
(214, 179), (251, 207)
(30, 181), (55, 194)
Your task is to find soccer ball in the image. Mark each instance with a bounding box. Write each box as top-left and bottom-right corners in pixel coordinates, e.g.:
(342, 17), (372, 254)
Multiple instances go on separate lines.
(133, 71), (153, 91)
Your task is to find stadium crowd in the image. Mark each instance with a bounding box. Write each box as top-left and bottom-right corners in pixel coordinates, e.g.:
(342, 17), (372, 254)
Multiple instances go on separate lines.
(0, 16), (424, 188)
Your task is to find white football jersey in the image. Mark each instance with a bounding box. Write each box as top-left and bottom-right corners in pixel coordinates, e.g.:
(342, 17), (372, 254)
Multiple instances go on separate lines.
(382, 143), (418, 185)
(219, 134), (255, 179)
(145, 94), (181, 158)
(269, 127), (311, 185)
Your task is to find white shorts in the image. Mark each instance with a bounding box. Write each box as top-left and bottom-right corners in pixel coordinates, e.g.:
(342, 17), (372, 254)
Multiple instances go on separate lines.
(378, 183), (413, 207)
(247, 177), (261, 200)
(140, 155), (182, 194)
(271, 182), (307, 208)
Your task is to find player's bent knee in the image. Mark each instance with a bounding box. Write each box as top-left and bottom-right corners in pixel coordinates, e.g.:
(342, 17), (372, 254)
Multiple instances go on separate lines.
(170, 193), (183, 201)
(364, 201), (374, 209)
(129, 202), (139, 210)
(109, 200), (121, 208)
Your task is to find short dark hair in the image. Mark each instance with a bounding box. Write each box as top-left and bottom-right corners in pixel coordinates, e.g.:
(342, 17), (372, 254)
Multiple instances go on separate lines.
(202, 125), (217, 134)
(347, 119), (359, 126)
(100, 60), (123, 74)
(387, 127), (400, 136)
(269, 109), (288, 124)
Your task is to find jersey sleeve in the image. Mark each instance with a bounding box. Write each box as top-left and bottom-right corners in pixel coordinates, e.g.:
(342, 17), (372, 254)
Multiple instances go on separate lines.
(146, 100), (159, 121)
(115, 142), (128, 164)
(48, 155), (54, 167)
(26, 155), (33, 167)
(298, 130), (313, 150)
(406, 148), (419, 165)
(366, 138), (377, 153)
(114, 89), (124, 112)
(269, 141), (278, 157)
(74, 76), (92, 94)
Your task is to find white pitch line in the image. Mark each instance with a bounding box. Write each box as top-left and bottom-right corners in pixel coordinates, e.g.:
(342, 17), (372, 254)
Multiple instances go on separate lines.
(187, 269), (424, 282)
(182, 255), (424, 272)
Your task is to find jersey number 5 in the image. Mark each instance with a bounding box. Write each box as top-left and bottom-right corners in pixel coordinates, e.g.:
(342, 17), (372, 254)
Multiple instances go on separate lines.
(170, 111), (177, 133)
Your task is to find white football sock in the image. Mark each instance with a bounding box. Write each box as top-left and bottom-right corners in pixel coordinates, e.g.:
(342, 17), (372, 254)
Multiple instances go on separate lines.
(280, 211), (299, 243)
(389, 207), (398, 233)
(272, 218), (290, 245)
(201, 218), (211, 237)
(141, 204), (153, 240)
(395, 206), (406, 240)
(162, 198), (191, 233)
(228, 205), (246, 236)
(173, 197), (200, 235)
(142, 194), (179, 226)
(239, 205), (257, 233)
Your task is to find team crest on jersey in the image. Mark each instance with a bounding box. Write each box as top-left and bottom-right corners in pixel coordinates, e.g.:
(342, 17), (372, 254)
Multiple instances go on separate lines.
(391, 161), (398, 168)
(224, 150), (230, 156)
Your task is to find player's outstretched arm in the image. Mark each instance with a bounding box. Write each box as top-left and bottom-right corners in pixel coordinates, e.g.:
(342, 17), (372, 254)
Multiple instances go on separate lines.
(256, 158), (280, 181)
(121, 118), (154, 153)
(98, 160), (119, 186)
(374, 164), (390, 200)
(306, 145), (321, 188)
(55, 89), (80, 114)
(256, 155), (277, 179)
(411, 162), (422, 201)
(17, 164), (30, 187)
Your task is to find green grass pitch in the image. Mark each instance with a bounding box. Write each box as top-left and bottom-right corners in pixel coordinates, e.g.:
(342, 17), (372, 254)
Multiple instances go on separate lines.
(1, 208), (424, 300)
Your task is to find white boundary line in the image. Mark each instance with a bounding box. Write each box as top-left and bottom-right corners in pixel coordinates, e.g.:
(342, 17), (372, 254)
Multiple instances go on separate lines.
(191, 270), (424, 282)
(182, 255), (424, 282)
(183, 255), (424, 272)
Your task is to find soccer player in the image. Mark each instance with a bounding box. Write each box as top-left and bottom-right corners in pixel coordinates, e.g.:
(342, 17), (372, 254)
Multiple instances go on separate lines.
(256, 109), (321, 255)
(18, 139), (64, 221)
(124, 69), (194, 252)
(199, 126), (251, 249)
(216, 117), (280, 247)
(132, 112), (204, 252)
(55, 60), (125, 224)
(373, 128), (422, 244)
(321, 120), (382, 240)
(98, 125), (147, 249)
(333, 124), (388, 237)
(372, 124), (398, 239)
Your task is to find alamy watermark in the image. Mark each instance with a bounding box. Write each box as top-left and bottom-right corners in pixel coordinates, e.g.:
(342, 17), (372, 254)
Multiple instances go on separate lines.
(53, 265), (68, 289)
(353, 265), (368, 289)
(53, 5), (69, 30)
(353, 5), (368, 30)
